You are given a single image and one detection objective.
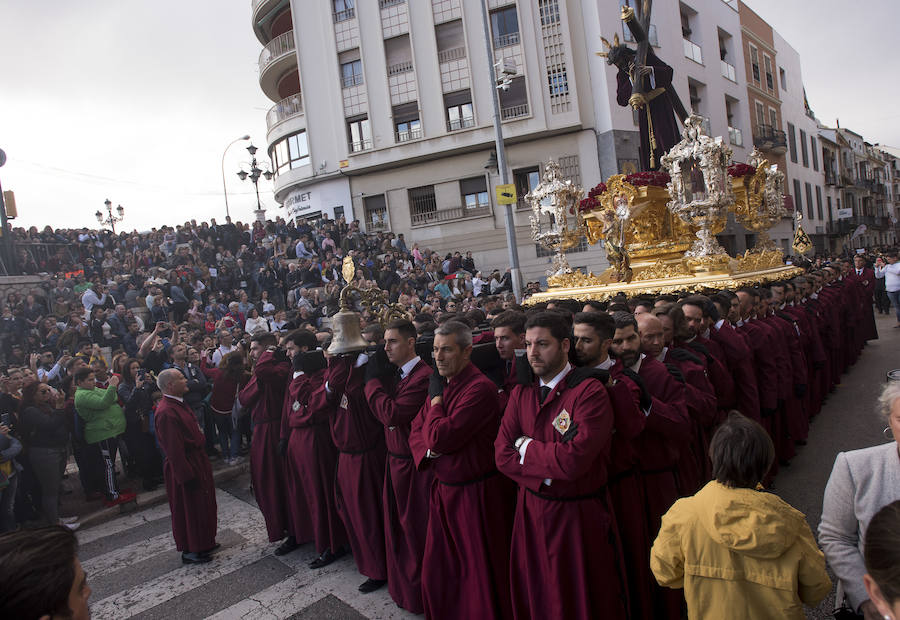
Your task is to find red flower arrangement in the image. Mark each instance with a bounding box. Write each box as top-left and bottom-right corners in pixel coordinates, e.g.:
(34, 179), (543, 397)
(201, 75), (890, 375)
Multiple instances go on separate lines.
(577, 182), (607, 213)
(727, 163), (756, 178)
(625, 171), (670, 187)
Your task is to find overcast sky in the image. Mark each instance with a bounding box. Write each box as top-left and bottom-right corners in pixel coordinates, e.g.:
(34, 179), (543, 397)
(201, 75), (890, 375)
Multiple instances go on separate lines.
(0, 0), (896, 232)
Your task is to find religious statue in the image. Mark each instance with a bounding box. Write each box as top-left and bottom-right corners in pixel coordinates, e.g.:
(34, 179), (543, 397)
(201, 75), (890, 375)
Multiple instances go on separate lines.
(599, 3), (687, 171)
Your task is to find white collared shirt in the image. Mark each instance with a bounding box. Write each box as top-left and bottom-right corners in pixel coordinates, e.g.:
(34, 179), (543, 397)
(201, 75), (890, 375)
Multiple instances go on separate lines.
(714, 318), (725, 331)
(655, 346), (668, 363)
(594, 356), (614, 371)
(164, 394), (184, 403)
(399, 356), (421, 381)
(629, 353), (645, 373)
(293, 370), (305, 380)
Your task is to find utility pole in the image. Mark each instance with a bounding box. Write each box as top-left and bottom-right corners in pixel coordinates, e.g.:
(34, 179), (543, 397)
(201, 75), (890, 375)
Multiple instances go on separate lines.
(478, 0), (522, 302)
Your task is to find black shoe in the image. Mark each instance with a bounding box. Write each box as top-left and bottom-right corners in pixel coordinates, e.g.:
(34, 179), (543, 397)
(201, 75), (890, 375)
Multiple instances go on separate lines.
(200, 543), (221, 554)
(274, 536), (299, 556)
(309, 546), (347, 569)
(358, 578), (387, 593)
(182, 551), (212, 564)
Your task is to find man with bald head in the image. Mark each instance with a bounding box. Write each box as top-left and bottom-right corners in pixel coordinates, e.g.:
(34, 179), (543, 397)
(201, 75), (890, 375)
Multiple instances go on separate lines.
(154, 369), (219, 564)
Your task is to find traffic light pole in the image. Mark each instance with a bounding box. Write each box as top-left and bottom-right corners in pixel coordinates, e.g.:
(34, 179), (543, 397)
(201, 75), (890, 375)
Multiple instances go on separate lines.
(479, 0), (522, 302)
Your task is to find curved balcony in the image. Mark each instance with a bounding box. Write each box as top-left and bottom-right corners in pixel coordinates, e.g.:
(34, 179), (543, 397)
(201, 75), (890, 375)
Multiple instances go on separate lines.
(251, 0), (286, 44)
(258, 30), (296, 100)
(266, 94), (304, 132)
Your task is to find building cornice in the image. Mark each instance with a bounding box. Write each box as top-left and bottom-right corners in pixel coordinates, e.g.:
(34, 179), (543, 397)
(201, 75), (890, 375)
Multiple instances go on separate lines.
(740, 26), (776, 56)
(747, 83), (781, 106)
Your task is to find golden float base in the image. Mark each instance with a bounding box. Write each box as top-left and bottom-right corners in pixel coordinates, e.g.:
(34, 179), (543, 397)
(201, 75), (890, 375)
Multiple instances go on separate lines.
(531, 249), (802, 304)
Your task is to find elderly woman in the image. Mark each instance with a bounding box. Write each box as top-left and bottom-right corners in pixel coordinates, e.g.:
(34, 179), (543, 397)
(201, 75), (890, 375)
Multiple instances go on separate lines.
(651, 413), (831, 619)
(820, 381), (900, 618)
(862, 500), (900, 620)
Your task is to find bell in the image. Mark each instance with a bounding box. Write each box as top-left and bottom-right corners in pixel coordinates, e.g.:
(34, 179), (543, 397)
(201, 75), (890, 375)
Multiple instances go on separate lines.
(327, 309), (369, 355)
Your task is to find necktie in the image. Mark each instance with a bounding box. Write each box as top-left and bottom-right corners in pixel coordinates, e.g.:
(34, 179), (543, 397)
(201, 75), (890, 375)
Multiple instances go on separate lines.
(395, 366), (403, 382)
(858, 270), (862, 276)
(539, 386), (551, 404)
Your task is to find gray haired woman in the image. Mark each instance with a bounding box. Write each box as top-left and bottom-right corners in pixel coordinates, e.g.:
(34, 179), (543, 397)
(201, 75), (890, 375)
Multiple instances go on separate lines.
(819, 381), (900, 619)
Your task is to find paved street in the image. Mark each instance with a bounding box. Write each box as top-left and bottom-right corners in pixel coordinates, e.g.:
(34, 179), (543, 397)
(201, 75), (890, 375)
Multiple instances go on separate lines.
(75, 314), (899, 620)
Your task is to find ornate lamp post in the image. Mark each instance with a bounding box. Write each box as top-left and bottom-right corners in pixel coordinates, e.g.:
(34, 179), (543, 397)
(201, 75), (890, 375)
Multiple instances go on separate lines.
(95, 198), (124, 233)
(236, 144), (274, 222)
(221, 134), (250, 220)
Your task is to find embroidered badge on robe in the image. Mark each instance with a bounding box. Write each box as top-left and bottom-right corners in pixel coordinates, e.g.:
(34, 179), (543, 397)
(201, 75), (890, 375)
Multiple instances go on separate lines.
(292, 400), (301, 411)
(552, 409), (571, 435)
(339, 393), (349, 410)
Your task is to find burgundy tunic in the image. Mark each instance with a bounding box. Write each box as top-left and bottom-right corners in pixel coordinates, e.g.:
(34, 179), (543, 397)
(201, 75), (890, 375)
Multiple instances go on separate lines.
(239, 351), (291, 542)
(847, 267), (878, 342)
(409, 362), (515, 620)
(281, 368), (346, 554)
(496, 369), (627, 620)
(710, 322), (760, 420)
(364, 359), (433, 614)
(309, 356), (387, 581)
(155, 395), (217, 553)
(277, 371), (317, 544)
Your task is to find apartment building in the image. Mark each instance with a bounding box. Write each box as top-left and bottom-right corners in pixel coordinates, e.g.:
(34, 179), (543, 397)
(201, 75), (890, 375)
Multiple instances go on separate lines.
(773, 32), (827, 254)
(250, 0), (766, 280)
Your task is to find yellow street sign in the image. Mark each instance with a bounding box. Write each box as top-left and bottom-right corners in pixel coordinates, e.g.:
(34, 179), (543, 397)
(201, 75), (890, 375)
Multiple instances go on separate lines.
(496, 184), (517, 205)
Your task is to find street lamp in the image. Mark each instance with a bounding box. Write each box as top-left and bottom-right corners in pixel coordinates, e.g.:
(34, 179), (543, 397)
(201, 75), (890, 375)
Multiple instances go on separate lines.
(236, 143), (274, 222)
(221, 134), (251, 219)
(96, 198), (125, 233)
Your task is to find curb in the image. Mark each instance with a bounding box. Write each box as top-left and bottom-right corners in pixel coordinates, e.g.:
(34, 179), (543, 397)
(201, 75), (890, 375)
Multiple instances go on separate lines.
(78, 462), (250, 530)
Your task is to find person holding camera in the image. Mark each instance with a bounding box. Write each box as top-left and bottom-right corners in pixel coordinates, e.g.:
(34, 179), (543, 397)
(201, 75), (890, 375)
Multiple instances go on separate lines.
(118, 359), (163, 491)
(874, 251), (900, 328)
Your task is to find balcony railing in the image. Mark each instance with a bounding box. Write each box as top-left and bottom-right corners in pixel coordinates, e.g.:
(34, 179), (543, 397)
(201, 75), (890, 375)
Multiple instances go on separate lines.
(501, 103), (529, 120)
(728, 126), (743, 147)
(349, 139), (372, 153)
(437, 46), (466, 63)
(411, 204), (490, 226)
(447, 116), (475, 131)
(342, 73), (363, 88)
(720, 59), (736, 82)
(493, 32), (520, 49)
(825, 171), (837, 186)
(333, 7), (355, 22)
(387, 60), (413, 76)
(752, 124), (787, 154)
(266, 94), (304, 131)
(829, 215), (891, 234)
(379, 0), (404, 7)
(683, 38), (703, 64)
(396, 127), (423, 142)
(258, 30), (295, 75)
(855, 178), (876, 191)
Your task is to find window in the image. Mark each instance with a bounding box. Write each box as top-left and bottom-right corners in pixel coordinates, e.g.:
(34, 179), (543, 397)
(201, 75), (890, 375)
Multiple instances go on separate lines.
(499, 76), (528, 119)
(810, 136), (819, 171)
(769, 108), (778, 129)
(749, 44), (760, 83)
(793, 179), (802, 213)
(408, 185), (437, 219)
(755, 102), (765, 128)
(340, 59), (363, 88)
(816, 186), (823, 220)
(491, 6), (520, 48)
(787, 123), (797, 163)
(805, 182), (814, 219)
(548, 67), (569, 96)
(393, 102), (421, 142)
(333, 0), (354, 22)
(800, 129), (809, 167)
(444, 90), (474, 130)
(269, 131), (309, 175)
(364, 194), (388, 231)
(827, 195), (833, 219)
(514, 167), (541, 208)
(779, 67), (787, 90)
(347, 116), (371, 152)
(539, 0), (559, 25)
(763, 55), (774, 91)
(460, 177), (489, 210)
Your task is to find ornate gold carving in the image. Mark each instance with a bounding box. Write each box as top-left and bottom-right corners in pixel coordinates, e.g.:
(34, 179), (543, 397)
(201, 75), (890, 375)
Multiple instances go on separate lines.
(547, 270), (605, 289)
(736, 249), (784, 272)
(633, 259), (691, 281)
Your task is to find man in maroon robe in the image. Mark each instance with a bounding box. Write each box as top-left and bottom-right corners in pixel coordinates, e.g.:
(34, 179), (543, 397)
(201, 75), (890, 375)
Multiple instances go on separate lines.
(610, 313), (690, 620)
(573, 311), (652, 619)
(279, 331), (347, 569)
(309, 349), (387, 593)
(239, 333), (292, 548)
(846, 254), (878, 342)
(154, 369), (218, 564)
(496, 312), (627, 619)
(491, 310), (526, 411)
(363, 319), (433, 613)
(409, 320), (515, 620)
(710, 293), (761, 421)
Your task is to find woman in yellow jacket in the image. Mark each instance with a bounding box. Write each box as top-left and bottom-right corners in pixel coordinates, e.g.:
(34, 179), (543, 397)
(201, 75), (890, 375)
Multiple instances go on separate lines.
(650, 413), (831, 619)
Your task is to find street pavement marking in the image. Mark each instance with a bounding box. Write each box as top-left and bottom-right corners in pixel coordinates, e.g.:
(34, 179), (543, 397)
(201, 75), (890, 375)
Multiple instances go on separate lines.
(78, 502), (174, 545)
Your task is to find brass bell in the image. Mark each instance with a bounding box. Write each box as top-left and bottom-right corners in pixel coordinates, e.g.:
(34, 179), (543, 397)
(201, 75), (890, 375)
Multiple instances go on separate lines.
(327, 309), (369, 355)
